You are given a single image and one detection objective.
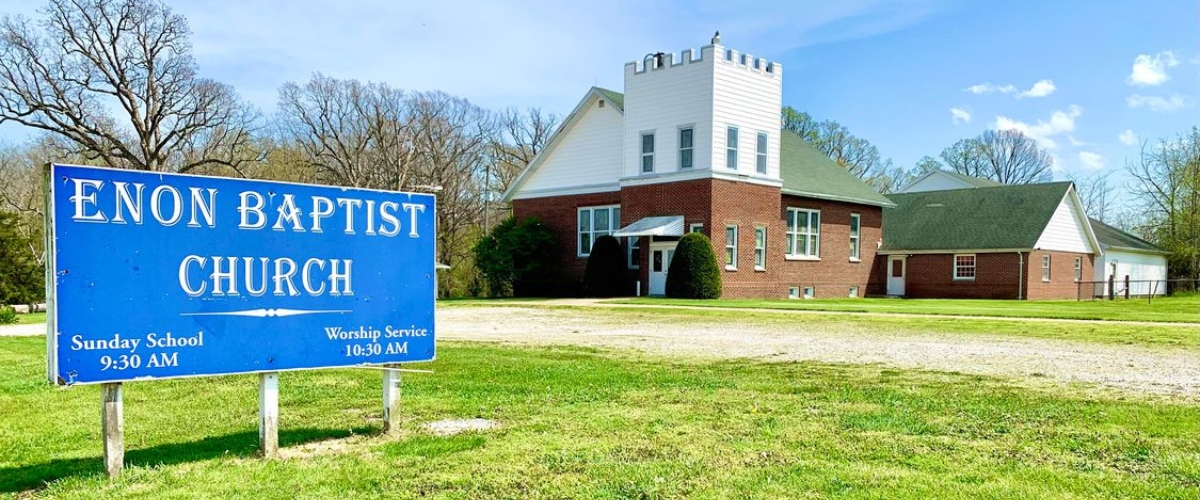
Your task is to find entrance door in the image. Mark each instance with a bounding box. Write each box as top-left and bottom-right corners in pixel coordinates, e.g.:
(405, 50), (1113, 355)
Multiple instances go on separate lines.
(887, 256), (906, 296)
(648, 242), (676, 296)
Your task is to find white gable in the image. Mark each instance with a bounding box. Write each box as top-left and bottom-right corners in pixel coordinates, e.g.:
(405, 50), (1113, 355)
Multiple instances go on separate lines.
(900, 171), (976, 193)
(1034, 190), (1095, 253)
(509, 94), (623, 199)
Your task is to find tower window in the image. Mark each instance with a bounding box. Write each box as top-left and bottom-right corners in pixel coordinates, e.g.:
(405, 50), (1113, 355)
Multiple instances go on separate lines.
(726, 127), (739, 170)
(679, 128), (693, 169)
(641, 132), (654, 173)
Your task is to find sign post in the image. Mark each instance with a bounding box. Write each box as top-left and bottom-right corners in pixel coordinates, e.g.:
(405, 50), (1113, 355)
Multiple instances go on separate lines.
(44, 164), (437, 472)
(259, 372), (279, 458)
(101, 383), (123, 477)
(383, 368), (402, 434)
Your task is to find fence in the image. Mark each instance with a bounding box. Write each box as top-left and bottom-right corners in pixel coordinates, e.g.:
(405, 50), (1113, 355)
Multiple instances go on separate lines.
(1076, 277), (1200, 301)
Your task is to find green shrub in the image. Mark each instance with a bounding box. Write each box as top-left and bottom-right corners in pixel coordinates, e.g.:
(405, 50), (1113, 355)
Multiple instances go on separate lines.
(472, 216), (558, 297)
(583, 235), (628, 297)
(0, 305), (17, 325)
(665, 233), (722, 299)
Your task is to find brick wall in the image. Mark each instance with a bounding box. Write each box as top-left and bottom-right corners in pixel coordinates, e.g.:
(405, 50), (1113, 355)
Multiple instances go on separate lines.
(1026, 250), (1094, 300)
(512, 180), (885, 299)
(901, 252), (1022, 299)
(765, 196), (883, 299)
(880, 250), (1095, 300)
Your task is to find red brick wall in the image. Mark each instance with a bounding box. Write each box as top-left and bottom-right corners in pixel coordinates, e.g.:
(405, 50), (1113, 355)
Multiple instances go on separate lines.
(763, 196), (883, 299)
(1026, 250), (1094, 300)
(710, 180), (783, 298)
(511, 191), (621, 282)
(901, 253), (1022, 299)
(880, 251), (1094, 300)
(512, 180), (886, 299)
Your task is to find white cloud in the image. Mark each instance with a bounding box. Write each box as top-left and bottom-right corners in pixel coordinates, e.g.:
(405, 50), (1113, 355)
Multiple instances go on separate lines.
(1017, 79), (1056, 98)
(1118, 129), (1138, 146)
(1127, 51), (1179, 86)
(993, 105), (1083, 149)
(964, 83), (1016, 95)
(950, 107), (971, 124)
(1067, 136), (1091, 147)
(1125, 93), (1189, 112)
(1078, 151), (1105, 170)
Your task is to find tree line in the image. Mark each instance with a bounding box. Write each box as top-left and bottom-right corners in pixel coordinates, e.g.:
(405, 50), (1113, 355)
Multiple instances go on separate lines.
(0, 0), (1194, 304)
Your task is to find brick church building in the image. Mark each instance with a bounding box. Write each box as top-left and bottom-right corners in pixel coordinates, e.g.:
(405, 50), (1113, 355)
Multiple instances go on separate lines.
(502, 34), (893, 299)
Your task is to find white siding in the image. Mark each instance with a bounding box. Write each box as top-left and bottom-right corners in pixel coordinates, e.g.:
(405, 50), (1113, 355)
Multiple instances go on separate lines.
(518, 100), (623, 195)
(1095, 250), (1168, 296)
(1034, 194), (1092, 253)
(711, 48), (783, 180)
(901, 173), (975, 193)
(623, 48), (715, 178)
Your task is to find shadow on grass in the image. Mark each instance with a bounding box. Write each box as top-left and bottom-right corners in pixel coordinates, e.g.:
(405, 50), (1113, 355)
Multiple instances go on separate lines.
(0, 425), (374, 494)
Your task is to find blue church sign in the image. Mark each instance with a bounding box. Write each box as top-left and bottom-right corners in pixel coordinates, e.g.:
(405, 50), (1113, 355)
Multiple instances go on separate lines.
(46, 164), (437, 385)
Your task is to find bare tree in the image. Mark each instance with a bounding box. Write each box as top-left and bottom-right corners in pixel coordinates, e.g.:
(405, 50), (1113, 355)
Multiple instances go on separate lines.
(276, 74), (414, 189)
(1066, 171), (1115, 223)
(1126, 128), (1200, 279)
(939, 129), (1052, 184)
(781, 106), (819, 142)
(488, 107), (559, 196)
(408, 91), (494, 289)
(0, 0), (260, 173)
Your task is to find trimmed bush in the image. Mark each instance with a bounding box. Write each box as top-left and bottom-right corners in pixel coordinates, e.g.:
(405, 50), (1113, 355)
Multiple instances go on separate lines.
(665, 233), (722, 299)
(583, 235), (627, 297)
(472, 216), (558, 297)
(0, 305), (16, 325)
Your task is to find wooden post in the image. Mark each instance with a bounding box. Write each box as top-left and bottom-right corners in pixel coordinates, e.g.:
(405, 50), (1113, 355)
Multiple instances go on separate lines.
(101, 383), (123, 477)
(1123, 275), (1131, 300)
(258, 372), (279, 458)
(383, 368), (402, 434)
(1108, 275), (1115, 300)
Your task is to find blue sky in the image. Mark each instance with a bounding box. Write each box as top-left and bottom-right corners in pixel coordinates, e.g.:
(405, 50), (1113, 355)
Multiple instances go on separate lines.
(0, 0), (1195, 182)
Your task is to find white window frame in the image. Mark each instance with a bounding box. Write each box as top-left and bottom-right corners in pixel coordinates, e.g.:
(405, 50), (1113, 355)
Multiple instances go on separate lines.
(679, 127), (694, 169)
(788, 286), (800, 299)
(726, 126), (739, 169)
(577, 205), (620, 257)
(849, 213), (861, 262)
(1074, 256), (1082, 282)
(803, 286), (815, 299)
(1042, 255), (1051, 282)
(754, 226), (766, 271)
(640, 132), (655, 173)
(785, 208), (820, 259)
(725, 224), (738, 270)
(755, 132), (768, 174)
(689, 223), (704, 234)
(848, 286), (859, 298)
(627, 236), (641, 270)
(954, 254), (976, 281)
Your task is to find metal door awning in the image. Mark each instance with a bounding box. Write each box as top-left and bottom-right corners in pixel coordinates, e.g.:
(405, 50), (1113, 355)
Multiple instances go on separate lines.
(613, 216), (685, 237)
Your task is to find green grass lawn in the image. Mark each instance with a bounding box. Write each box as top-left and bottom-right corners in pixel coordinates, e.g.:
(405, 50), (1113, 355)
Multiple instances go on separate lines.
(1, 337), (1196, 499)
(16, 312), (46, 325)
(613, 295), (1200, 323)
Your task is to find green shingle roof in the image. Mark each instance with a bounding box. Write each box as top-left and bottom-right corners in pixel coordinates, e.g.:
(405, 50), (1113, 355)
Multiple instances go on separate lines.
(881, 182), (1072, 251)
(594, 87), (624, 111)
(1089, 218), (1165, 253)
(778, 131), (895, 207)
(937, 170), (1004, 188)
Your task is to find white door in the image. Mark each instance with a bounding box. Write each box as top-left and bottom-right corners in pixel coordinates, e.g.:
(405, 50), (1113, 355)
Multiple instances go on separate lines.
(887, 256), (906, 296)
(648, 242), (676, 296)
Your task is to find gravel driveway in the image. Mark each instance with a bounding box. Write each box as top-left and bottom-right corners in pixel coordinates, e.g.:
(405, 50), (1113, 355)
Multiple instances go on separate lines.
(439, 305), (1200, 401)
